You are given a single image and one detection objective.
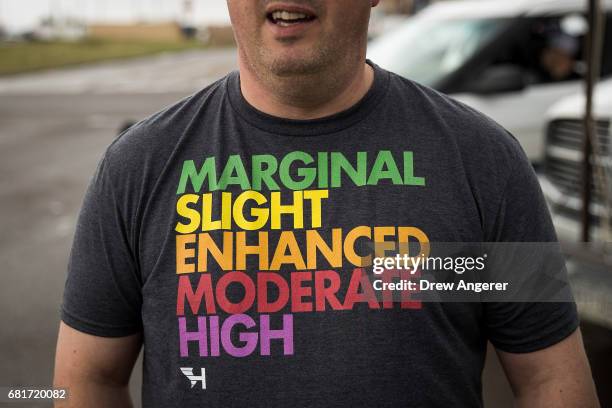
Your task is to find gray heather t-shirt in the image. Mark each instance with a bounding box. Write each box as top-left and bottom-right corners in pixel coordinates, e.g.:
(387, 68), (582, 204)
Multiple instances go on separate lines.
(62, 61), (578, 407)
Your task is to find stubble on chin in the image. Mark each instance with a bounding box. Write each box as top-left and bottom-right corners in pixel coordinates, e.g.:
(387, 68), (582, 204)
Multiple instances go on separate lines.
(255, 37), (335, 78)
(238, 16), (366, 104)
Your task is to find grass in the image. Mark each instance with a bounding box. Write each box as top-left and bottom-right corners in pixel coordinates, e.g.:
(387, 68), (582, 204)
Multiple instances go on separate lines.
(0, 38), (206, 76)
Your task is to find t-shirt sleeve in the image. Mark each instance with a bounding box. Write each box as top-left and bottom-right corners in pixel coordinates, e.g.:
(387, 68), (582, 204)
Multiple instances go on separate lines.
(61, 152), (143, 337)
(483, 138), (579, 353)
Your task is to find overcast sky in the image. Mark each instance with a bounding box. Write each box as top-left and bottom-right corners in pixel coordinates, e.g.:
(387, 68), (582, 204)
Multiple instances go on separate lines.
(0, 0), (231, 33)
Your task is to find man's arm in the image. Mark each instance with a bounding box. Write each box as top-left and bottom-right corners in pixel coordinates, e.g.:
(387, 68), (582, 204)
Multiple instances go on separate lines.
(53, 322), (142, 408)
(497, 328), (599, 407)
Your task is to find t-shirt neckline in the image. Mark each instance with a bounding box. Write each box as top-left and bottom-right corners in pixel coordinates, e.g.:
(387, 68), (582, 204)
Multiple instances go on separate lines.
(226, 60), (390, 137)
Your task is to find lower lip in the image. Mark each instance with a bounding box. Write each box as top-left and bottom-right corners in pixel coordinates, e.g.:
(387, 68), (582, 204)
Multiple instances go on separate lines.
(266, 18), (318, 38)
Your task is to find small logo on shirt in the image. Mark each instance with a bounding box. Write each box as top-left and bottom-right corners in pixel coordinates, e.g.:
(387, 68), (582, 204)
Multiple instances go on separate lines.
(180, 367), (206, 389)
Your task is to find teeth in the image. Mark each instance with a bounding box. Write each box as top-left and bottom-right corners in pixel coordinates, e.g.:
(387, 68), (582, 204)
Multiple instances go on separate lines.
(272, 10), (309, 21)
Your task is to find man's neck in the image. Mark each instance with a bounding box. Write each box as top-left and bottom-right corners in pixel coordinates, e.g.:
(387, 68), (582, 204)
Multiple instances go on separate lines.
(238, 58), (375, 121)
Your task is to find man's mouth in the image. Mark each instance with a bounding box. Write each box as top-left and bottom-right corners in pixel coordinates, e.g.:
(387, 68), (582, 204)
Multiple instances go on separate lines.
(267, 9), (317, 27)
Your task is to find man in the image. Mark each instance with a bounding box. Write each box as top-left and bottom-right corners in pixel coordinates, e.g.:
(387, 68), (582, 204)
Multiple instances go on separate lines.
(54, 1), (599, 407)
(538, 31), (581, 82)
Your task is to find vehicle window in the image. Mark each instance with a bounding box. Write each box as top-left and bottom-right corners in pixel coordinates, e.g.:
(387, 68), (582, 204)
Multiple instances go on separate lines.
(368, 16), (509, 86)
(480, 15), (588, 85)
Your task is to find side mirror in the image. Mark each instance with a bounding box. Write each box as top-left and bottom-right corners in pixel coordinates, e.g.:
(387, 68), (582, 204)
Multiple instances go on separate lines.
(466, 65), (527, 95)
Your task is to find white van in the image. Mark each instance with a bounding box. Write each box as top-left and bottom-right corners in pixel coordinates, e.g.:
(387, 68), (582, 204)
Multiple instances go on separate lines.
(540, 78), (612, 242)
(539, 80), (612, 329)
(368, 0), (612, 164)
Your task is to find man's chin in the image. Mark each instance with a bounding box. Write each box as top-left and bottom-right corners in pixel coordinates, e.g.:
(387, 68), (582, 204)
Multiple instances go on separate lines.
(266, 54), (327, 77)
(271, 64), (318, 77)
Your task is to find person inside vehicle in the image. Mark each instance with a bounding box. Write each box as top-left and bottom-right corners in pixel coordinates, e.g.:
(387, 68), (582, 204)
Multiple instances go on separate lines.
(538, 31), (581, 82)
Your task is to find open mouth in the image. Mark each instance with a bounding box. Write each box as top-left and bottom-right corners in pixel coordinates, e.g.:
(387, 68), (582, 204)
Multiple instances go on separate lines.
(267, 9), (317, 27)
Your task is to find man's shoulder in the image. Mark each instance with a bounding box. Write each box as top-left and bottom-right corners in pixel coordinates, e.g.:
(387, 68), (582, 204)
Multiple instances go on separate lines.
(386, 71), (514, 139)
(384, 69), (527, 175)
(103, 73), (230, 167)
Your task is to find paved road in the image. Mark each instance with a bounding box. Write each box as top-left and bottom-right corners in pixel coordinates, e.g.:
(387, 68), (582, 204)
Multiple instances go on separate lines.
(0, 49), (237, 95)
(3, 48), (608, 407)
(0, 92), (202, 407)
(0, 49), (236, 407)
